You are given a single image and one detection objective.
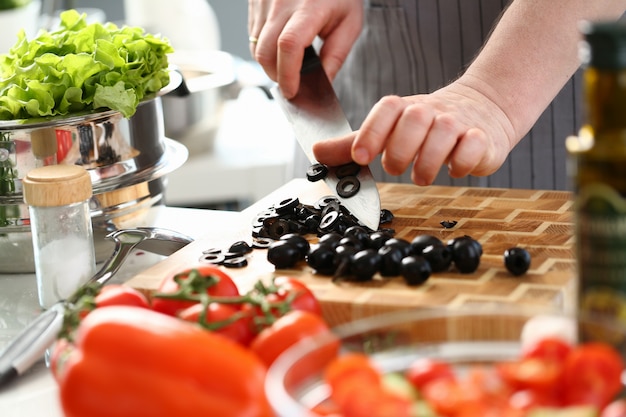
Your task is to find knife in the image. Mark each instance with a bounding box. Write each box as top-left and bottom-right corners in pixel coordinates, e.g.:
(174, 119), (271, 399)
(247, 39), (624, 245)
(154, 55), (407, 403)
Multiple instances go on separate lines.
(0, 227), (193, 387)
(271, 46), (381, 231)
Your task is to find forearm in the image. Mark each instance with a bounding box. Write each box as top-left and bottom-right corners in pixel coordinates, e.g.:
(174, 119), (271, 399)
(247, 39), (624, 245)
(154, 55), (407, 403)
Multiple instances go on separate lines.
(458, 0), (626, 145)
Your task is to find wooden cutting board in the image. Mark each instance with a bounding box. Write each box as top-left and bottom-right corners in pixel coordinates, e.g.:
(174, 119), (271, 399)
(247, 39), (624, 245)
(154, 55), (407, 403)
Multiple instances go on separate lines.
(127, 179), (577, 326)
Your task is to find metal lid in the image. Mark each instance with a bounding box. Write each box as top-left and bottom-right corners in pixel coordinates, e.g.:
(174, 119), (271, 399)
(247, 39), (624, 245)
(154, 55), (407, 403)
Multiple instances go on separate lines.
(580, 20), (626, 70)
(23, 165), (92, 207)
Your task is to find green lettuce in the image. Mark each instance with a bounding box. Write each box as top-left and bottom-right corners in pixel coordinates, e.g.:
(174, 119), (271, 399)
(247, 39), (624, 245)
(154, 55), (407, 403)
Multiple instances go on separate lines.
(0, 9), (174, 120)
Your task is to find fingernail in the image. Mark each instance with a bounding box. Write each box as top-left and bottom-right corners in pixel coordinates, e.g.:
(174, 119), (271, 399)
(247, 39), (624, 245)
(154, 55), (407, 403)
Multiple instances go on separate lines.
(353, 148), (369, 165)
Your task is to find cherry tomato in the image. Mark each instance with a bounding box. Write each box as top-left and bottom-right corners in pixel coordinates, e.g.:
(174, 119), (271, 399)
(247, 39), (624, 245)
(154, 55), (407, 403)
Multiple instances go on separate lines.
(405, 358), (455, 391)
(178, 302), (255, 346)
(523, 337), (572, 363)
(249, 310), (332, 368)
(496, 357), (565, 392)
(562, 343), (624, 408)
(268, 276), (322, 317)
(151, 266), (239, 316)
(324, 353), (381, 409)
(95, 284), (150, 309)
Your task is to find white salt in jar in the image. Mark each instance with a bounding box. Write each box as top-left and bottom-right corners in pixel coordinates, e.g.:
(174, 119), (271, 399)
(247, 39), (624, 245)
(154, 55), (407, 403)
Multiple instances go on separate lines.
(23, 165), (96, 309)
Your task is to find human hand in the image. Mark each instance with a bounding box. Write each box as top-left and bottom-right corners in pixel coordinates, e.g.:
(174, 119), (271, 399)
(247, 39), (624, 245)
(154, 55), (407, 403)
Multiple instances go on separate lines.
(312, 80), (518, 186)
(248, 0), (363, 98)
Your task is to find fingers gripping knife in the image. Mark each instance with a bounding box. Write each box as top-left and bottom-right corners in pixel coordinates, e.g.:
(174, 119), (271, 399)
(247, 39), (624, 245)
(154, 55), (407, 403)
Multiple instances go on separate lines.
(271, 46), (381, 231)
(0, 227), (193, 386)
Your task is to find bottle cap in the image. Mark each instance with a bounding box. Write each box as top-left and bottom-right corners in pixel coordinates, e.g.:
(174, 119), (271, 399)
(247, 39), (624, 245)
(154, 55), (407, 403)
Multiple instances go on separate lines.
(580, 20), (626, 70)
(23, 165), (92, 207)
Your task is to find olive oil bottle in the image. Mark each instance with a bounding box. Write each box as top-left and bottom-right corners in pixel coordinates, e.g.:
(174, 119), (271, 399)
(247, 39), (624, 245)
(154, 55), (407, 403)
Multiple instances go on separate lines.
(571, 21), (626, 336)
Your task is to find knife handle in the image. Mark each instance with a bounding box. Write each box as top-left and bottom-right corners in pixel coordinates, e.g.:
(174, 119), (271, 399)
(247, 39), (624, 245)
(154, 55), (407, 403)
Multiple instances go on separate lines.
(0, 303), (64, 386)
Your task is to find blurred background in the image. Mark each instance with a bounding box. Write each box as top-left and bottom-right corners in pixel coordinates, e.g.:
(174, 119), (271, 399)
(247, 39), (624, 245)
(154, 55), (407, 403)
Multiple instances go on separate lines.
(0, 0), (296, 211)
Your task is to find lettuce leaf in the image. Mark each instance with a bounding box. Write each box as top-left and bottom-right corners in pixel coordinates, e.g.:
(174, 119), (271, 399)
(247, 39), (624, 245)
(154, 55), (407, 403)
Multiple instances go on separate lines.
(0, 9), (173, 120)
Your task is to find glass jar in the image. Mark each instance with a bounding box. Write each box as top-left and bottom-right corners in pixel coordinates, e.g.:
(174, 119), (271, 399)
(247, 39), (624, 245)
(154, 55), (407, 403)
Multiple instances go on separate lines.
(22, 165), (96, 309)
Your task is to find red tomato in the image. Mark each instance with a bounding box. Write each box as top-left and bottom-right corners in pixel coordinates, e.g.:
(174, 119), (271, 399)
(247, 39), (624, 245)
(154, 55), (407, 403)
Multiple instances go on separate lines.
(324, 353), (381, 408)
(268, 276), (322, 317)
(340, 383), (412, 417)
(95, 284), (150, 309)
(178, 302), (255, 346)
(151, 266), (239, 316)
(562, 343), (624, 408)
(496, 357), (565, 392)
(523, 337), (572, 363)
(405, 358), (455, 391)
(249, 310), (331, 368)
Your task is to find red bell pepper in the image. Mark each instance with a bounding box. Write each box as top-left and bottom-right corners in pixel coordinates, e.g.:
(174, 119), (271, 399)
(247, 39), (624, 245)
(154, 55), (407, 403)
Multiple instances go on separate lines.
(54, 305), (273, 417)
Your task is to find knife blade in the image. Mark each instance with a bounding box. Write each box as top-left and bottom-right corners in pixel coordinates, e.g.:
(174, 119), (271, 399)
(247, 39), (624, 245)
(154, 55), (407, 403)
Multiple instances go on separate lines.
(271, 46), (381, 231)
(0, 227), (193, 387)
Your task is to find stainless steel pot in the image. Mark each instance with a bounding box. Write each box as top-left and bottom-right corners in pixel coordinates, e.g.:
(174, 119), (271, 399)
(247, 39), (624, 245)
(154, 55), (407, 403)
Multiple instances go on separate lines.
(0, 73), (188, 272)
(161, 50), (239, 154)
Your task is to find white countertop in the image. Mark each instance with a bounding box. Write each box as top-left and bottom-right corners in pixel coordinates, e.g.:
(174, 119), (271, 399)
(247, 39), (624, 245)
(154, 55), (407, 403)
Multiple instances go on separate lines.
(0, 205), (242, 417)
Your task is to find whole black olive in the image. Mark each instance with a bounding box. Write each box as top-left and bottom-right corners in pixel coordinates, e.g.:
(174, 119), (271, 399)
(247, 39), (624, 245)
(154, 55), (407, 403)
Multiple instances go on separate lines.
(280, 233), (310, 260)
(318, 232), (343, 249)
(422, 244), (453, 272)
(333, 244), (359, 276)
(504, 247), (531, 276)
(306, 244), (337, 275)
(377, 244), (405, 276)
(400, 256), (432, 286)
(383, 238), (412, 257)
(350, 249), (381, 282)
(448, 235), (483, 257)
(344, 225), (371, 247)
(228, 240), (253, 255)
(368, 230), (394, 250)
(267, 240), (301, 269)
(410, 234), (444, 255)
(448, 237), (481, 274)
(338, 235), (366, 252)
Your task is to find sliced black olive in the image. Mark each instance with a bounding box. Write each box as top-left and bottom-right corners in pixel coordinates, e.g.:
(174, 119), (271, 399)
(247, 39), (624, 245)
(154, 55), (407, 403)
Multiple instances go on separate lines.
(252, 237), (274, 249)
(202, 247), (222, 255)
(335, 162), (361, 178)
(440, 220), (458, 229)
(401, 256), (432, 286)
(199, 253), (225, 265)
(268, 218), (291, 239)
(280, 233), (310, 260)
(304, 214), (322, 233)
(336, 175), (360, 198)
(267, 240), (301, 269)
(223, 256), (248, 268)
(222, 251), (244, 260)
(377, 244), (405, 277)
(306, 163), (329, 182)
(380, 209), (395, 224)
(319, 210), (341, 233)
(422, 244), (453, 272)
(504, 247), (531, 276)
(316, 195), (339, 210)
(306, 244), (337, 275)
(410, 234), (444, 256)
(275, 197), (300, 215)
(228, 240), (253, 255)
(349, 249), (381, 282)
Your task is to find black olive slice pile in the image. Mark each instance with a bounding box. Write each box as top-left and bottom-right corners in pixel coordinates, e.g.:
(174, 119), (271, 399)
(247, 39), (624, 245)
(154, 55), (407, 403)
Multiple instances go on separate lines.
(197, 240), (253, 268)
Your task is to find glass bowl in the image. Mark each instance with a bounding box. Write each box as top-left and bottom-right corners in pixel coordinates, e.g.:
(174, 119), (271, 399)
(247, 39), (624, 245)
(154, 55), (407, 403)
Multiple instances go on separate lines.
(265, 306), (626, 417)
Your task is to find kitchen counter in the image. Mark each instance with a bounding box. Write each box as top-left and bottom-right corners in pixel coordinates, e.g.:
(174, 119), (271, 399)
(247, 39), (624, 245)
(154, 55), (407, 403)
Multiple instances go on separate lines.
(0, 205), (241, 417)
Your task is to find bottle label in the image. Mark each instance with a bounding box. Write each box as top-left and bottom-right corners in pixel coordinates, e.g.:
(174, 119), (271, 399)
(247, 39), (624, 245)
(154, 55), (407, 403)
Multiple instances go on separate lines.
(576, 183), (626, 343)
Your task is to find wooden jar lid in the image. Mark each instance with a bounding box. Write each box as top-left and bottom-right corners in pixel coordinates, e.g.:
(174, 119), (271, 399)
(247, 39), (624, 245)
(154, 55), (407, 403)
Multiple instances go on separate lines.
(23, 165), (92, 207)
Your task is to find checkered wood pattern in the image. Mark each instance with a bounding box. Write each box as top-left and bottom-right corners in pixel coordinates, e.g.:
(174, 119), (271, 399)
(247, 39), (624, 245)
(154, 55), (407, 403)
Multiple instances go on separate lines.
(128, 181), (577, 327)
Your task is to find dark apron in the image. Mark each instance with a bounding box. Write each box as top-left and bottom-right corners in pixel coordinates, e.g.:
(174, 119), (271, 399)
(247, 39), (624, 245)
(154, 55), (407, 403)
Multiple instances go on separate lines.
(324, 0), (584, 190)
